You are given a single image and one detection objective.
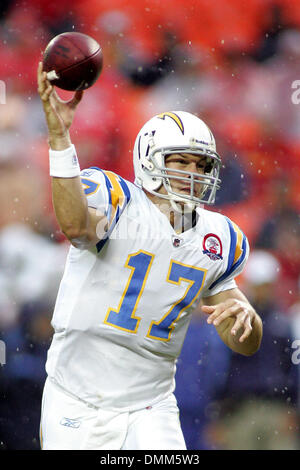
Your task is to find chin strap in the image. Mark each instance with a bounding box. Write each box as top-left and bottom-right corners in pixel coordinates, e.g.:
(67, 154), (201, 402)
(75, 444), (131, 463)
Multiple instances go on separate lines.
(169, 198), (196, 214)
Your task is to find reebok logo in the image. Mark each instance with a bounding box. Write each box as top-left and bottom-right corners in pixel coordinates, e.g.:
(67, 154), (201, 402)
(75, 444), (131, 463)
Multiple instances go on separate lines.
(60, 417), (81, 429)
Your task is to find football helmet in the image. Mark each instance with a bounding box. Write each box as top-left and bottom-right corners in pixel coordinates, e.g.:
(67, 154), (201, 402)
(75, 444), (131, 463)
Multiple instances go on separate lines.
(133, 111), (221, 212)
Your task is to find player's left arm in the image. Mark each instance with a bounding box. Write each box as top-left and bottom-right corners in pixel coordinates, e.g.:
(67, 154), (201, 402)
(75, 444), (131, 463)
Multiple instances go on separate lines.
(201, 288), (263, 356)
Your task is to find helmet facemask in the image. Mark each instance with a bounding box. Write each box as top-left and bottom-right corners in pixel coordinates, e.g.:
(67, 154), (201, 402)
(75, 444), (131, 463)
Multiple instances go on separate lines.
(139, 144), (221, 212)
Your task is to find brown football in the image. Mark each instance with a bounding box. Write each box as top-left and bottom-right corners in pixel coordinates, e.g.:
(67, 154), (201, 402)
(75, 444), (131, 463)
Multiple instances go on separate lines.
(42, 32), (103, 91)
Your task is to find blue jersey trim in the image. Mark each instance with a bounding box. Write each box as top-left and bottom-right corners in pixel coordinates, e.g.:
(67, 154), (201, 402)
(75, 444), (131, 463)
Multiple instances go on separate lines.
(90, 168), (131, 253)
(226, 218), (237, 274)
(208, 218), (247, 291)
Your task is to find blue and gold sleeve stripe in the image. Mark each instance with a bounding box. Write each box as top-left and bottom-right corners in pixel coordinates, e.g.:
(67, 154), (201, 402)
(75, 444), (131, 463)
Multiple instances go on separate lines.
(209, 217), (248, 291)
(102, 170), (131, 227)
(81, 178), (100, 196)
(88, 167), (131, 253)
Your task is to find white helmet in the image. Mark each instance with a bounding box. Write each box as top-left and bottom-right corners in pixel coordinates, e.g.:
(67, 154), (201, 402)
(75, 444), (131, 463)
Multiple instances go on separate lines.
(133, 111), (221, 211)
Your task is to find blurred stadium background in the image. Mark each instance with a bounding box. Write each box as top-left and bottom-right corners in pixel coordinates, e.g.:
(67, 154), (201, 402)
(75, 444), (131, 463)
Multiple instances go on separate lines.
(0, 0), (299, 450)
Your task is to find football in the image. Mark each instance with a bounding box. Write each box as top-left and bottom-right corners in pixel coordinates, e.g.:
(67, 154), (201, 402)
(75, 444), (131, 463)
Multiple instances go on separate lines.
(42, 32), (103, 91)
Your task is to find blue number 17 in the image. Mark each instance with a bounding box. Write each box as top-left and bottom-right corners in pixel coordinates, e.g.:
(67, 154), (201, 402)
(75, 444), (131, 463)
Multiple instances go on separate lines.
(104, 251), (207, 341)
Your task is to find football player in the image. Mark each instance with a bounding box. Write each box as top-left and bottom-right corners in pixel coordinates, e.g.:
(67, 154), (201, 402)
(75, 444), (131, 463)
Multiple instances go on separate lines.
(37, 63), (262, 450)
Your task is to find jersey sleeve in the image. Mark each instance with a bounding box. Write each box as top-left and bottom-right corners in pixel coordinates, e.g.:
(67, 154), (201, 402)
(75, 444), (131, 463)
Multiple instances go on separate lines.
(80, 168), (108, 210)
(80, 167), (131, 250)
(204, 217), (250, 297)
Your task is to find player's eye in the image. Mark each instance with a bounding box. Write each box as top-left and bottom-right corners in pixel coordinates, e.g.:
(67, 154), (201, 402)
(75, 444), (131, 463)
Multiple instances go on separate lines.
(204, 162), (213, 173)
(167, 158), (186, 165)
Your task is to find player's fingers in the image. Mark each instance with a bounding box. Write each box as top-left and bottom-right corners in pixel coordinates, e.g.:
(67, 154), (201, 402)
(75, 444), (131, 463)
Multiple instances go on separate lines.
(51, 88), (66, 104)
(205, 305), (225, 324)
(37, 67), (50, 96)
(201, 305), (216, 314)
(212, 303), (243, 326)
(202, 305), (217, 323)
(40, 83), (54, 108)
(68, 90), (84, 109)
(37, 61), (42, 84)
(238, 315), (252, 342)
(37, 61), (46, 83)
(231, 312), (249, 336)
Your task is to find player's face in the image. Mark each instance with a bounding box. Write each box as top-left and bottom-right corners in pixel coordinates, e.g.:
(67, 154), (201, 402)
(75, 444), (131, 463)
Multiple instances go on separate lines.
(163, 153), (206, 198)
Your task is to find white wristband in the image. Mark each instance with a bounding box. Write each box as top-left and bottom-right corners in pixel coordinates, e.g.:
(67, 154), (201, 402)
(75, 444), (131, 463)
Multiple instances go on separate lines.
(49, 144), (81, 178)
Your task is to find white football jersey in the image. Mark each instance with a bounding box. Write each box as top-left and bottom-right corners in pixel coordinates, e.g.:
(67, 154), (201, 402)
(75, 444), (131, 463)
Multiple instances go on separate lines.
(46, 167), (249, 412)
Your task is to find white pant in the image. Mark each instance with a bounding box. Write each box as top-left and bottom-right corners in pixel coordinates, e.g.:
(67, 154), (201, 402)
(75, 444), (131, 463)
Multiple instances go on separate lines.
(40, 378), (186, 450)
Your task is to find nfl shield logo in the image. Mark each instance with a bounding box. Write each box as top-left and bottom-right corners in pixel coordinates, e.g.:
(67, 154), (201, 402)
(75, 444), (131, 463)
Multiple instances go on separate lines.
(172, 237), (182, 247)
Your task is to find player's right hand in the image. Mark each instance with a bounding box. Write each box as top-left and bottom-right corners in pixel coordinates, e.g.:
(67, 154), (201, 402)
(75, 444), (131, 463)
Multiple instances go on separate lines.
(37, 62), (83, 146)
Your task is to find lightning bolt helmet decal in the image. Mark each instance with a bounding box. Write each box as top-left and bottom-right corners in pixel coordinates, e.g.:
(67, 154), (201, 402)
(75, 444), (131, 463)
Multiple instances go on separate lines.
(157, 112), (184, 135)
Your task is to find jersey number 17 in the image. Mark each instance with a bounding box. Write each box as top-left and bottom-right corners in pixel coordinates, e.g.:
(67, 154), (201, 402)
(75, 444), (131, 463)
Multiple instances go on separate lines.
(104, 250), (207, 342)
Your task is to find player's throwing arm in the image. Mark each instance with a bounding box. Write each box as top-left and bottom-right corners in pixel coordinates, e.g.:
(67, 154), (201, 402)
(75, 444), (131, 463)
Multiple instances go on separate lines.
(37, 62), (106, 248)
